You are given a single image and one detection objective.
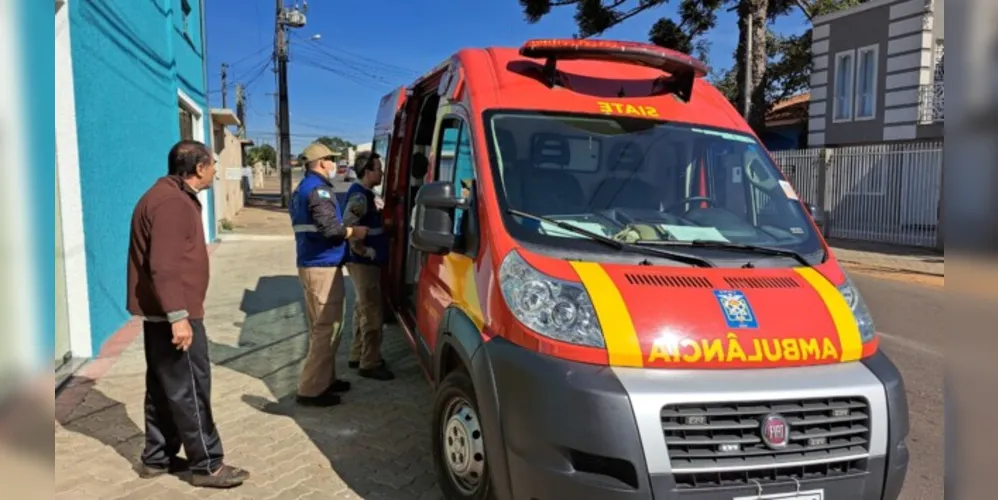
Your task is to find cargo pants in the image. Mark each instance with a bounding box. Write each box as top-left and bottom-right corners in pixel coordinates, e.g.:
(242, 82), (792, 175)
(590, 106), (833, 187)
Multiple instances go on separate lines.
(346, 263), (383, 369)
(297, 266), (346, 397)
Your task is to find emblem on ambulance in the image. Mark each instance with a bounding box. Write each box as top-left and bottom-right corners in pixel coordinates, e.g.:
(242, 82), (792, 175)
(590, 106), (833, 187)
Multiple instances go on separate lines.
(760, 413), (790, 450)
(712, 290), (758, 329)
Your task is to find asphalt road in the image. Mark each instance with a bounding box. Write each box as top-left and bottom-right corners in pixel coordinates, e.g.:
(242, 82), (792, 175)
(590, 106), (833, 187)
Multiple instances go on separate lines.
(852, 273), (943, 500)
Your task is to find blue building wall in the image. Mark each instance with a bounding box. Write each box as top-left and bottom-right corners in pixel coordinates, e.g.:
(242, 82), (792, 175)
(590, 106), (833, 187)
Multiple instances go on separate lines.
(69, 0), (213, 354)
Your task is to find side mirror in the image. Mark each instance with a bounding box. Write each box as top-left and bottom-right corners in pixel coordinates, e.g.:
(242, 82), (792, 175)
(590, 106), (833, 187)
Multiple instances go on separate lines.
(411, 181), (467, 255)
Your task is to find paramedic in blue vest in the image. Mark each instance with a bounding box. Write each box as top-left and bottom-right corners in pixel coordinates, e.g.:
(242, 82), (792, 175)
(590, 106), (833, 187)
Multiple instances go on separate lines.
(290, 142), (370, 407)
(343, 151), (395, 381)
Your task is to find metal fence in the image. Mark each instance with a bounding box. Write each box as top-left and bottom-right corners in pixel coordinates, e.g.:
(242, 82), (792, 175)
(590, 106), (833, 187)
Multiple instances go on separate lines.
(772, 140), (943, 248)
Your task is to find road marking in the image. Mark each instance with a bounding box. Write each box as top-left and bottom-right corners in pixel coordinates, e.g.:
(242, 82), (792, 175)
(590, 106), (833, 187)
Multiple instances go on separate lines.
(878, 331), (942, 358)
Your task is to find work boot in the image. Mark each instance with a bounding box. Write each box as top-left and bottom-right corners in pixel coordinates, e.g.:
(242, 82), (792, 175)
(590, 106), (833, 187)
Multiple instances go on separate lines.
(189, 464), (250, 489)
(328, 379), (351, 392)
(137, 457), (189, 478)
(295, 391), (341, 407)
(358, 365), (395, 381)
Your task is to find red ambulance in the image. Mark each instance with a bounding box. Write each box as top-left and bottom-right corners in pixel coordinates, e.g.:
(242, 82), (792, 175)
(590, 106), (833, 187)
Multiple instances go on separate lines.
(372, 39), (909, 500)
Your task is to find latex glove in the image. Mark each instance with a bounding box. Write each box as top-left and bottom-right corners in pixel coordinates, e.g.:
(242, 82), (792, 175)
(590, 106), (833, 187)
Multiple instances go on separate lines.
(363, 248), (376, 260)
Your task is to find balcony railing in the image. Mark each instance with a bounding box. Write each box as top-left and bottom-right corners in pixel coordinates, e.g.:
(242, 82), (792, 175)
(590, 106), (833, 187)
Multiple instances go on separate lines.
(918, 82), (944, 123)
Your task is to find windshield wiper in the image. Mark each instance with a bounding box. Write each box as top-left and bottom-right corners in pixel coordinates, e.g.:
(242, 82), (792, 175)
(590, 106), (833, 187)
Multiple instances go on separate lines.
(633, 239), (813, 267)
(506, 209), (714, 268)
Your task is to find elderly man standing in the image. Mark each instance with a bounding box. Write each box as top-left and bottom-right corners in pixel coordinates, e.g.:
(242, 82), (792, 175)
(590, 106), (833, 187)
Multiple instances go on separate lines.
(127, 140), (248, 488)
(290, 141), (370, 407)
(343, 151), (395, 381)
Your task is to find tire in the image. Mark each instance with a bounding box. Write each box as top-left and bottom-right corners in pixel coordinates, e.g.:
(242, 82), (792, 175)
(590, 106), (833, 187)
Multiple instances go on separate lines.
(432, 370), (493, 500)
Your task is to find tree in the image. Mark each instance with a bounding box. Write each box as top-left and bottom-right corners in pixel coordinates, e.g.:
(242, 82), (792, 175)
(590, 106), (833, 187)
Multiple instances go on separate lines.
(246, 144), (276, 167)
(315, 136), (355, 157)
(710, 29), (811, 109)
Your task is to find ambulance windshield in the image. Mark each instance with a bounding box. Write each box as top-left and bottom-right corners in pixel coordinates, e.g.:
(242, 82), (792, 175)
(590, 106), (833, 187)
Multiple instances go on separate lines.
(486, 111), (824, 263)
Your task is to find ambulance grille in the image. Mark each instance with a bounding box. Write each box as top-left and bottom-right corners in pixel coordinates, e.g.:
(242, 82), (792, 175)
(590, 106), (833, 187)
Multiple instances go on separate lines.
(723, 276), (801, 289)
(623, 274), (713, 288)
(661, 397), (871, 490)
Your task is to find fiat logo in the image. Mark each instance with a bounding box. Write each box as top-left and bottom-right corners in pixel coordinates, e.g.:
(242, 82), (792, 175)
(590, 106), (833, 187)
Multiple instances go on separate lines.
(760, 413), (790, 449)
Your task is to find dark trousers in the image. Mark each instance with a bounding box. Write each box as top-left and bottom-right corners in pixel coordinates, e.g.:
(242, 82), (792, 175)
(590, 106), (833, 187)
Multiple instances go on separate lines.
(141, 319), (224, 475)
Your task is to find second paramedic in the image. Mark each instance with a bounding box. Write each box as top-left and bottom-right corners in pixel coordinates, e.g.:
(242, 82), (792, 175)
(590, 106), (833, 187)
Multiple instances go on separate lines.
(344, 151), (395, 381)
(291, 142), (369, 407)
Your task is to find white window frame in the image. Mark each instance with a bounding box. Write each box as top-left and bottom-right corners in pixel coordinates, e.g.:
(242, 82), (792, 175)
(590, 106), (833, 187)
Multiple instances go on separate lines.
(55, 0), (94, 359)
(178, 89), (213, 244)
(854, 44), (880, 121)
(832, 49), (856, 123)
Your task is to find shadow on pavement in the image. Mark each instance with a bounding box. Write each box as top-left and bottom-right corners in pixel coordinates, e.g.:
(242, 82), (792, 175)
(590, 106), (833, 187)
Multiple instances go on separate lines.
(208, 275), (441, 500)
(54, 380), (190, 483)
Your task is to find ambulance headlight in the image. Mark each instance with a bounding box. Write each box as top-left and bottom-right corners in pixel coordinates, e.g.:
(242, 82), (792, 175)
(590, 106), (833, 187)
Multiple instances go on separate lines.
(499, 251), (605, 348)
(837, 276), (876, 343)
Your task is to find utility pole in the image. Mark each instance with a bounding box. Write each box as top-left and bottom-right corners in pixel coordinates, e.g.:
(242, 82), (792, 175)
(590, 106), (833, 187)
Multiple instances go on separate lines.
(235, 84), (247, 138)
(274, 1), (307, 207)
(221, 63), (229, 108)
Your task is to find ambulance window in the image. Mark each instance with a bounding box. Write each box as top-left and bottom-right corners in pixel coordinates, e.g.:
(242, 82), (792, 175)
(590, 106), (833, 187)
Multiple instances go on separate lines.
(437, 125), (459, 182)
(434, 117), (477, 238)
(372, 135), (390, 194)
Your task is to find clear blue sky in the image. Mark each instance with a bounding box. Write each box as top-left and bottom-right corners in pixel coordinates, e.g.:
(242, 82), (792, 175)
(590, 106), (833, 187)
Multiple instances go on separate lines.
(205, 0), (808, 154)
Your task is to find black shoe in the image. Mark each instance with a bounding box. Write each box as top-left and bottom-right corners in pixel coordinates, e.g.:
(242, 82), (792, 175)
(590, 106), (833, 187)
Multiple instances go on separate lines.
(295, 392), (341, 407)
(190, 464), (250, 489)
(327, 379), (351, 393)
(137, 457), (189, 478)
(350, 359), (385, 370)
(358, 365), (395, 381)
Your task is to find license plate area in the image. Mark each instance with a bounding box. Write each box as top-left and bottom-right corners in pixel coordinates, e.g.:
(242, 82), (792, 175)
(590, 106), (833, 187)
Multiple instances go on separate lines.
(733, 490), (824, 500)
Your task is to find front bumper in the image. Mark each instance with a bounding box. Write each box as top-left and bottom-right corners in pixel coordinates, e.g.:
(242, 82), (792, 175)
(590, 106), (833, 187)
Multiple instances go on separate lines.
(469, 337), (909, 500)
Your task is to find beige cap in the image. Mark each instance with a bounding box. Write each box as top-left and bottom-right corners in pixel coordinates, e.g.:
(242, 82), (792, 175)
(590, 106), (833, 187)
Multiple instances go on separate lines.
(300, 142), (339, 163)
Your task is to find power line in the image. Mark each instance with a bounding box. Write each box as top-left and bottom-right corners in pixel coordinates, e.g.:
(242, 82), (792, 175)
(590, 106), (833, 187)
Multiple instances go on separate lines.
(228, 43), (273, 67)
(289, 31), (418, 77)
(293, 53), (395, 90)
(293, 44), (403, 84)
(210, 52), (273, 94)
(245, 129), (366, 139)
(241, 57), (274, 91)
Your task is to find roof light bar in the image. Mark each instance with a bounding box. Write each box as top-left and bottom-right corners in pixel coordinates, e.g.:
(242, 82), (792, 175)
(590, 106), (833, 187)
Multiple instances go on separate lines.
(519, 39), (709, 102)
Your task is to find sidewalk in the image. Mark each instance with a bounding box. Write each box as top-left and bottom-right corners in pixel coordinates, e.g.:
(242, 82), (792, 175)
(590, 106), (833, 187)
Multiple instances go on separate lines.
(54, 239), (441, 500)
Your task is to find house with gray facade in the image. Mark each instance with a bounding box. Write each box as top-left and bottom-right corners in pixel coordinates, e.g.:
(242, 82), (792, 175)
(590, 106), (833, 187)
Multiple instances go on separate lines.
(807, 0), (944, 147)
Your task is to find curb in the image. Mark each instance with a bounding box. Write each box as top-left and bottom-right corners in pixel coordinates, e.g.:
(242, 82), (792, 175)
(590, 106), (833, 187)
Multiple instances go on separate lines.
(55, 242), (222, 422)
(839, 259), (945, 278)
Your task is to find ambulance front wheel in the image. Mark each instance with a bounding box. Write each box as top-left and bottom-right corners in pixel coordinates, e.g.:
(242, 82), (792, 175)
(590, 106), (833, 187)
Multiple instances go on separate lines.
(432, 370), (494, 500)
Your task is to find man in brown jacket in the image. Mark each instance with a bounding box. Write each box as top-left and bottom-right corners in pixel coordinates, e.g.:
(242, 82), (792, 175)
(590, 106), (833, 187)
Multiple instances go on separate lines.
(127, 140), (248, 489)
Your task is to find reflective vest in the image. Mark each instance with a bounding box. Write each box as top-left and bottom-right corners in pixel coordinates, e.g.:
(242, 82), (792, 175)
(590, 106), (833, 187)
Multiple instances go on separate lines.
(345, 182), (388, 266)
(289, 171), (346, 268)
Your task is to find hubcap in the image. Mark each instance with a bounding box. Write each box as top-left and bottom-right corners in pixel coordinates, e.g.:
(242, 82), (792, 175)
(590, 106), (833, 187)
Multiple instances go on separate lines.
(442, 397), (485, 494)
